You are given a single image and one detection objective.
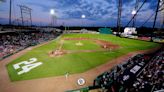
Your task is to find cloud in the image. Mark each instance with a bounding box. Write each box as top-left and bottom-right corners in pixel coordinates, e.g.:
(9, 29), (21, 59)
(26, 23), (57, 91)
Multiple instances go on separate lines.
(61, 0), (117, 20)
(0, 0), (162, 27)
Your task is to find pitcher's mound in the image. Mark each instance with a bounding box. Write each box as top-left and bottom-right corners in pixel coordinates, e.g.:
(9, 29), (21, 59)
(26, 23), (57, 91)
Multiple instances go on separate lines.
(49, 50), (66, 57)
(75, 42), (83, 46)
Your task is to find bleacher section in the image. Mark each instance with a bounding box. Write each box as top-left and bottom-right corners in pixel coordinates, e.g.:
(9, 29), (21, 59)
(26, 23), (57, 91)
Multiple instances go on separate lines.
(0, 30), (61, 60)
(92, 50), (164, 92)
(130, 51), (164, 92)
(93, 54), (151, 92)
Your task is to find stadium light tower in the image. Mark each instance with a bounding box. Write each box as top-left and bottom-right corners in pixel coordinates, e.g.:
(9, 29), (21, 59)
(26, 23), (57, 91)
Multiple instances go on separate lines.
(132, 0), (139, 27)
(131, 9), (136, 27)
(81, 14), (86, 27)
(50, 9), (56, 27)
(50, 9), (55, 15)
(117, 0), (122, 36)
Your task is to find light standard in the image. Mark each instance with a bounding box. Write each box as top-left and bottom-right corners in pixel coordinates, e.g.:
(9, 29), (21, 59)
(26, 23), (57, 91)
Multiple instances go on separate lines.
(50, 9), (56, 27)
(81, 14), (86, 28)
(131, 9), (137, 27)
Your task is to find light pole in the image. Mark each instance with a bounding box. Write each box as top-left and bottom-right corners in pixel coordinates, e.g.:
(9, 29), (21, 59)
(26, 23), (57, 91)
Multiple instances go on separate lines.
(117, 0), (122, 36)
(81, 14), (86, 29)
(50, 9), (56, 27)
(131, 9), (137, 27)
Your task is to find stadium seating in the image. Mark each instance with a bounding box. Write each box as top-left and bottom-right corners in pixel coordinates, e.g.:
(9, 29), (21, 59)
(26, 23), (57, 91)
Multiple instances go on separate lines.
(93, 50), (164, 92)
(0, 31), (60, 60)
(130, 51), (164, 92)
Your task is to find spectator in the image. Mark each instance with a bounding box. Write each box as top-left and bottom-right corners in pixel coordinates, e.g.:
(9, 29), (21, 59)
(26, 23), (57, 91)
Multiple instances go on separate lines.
(0, 31), (60, 60)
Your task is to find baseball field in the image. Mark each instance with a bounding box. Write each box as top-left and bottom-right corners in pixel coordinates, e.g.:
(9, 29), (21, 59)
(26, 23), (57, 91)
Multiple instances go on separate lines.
(6, 34), (159, 81)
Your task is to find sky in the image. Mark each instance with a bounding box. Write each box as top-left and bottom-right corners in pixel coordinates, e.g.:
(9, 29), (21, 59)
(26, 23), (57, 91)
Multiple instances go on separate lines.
(0, 0), (163, 27)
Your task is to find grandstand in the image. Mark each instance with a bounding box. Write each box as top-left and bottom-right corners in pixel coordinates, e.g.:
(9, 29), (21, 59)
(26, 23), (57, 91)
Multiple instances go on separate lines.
(0, 28), (61, 60)
(92, 50), (164, 92)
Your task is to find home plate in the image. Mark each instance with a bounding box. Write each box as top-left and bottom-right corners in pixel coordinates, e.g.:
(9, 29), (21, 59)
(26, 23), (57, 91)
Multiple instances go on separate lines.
(77, 78), (85, 86)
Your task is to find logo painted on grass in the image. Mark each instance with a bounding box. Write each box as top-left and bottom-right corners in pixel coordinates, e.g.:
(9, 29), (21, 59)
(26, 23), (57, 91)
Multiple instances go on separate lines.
(13, 58), (43, 75)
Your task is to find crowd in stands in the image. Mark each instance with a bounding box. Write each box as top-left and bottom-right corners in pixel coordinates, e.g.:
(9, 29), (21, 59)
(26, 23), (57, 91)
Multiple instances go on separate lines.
(130, 51), (164, 92)
(93, 50), (164, 92)
(0, 31), (60, 60)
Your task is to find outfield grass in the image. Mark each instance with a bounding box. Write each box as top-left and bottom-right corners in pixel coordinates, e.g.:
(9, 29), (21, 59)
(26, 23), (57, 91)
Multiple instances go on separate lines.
(7, 34), (160, 81)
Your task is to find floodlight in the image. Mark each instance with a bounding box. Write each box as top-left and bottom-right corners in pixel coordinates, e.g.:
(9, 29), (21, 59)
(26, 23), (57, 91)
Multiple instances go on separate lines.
(50, 9), (55, 15)
(81, 14), (86, 19)
(131, 10), (136, 15)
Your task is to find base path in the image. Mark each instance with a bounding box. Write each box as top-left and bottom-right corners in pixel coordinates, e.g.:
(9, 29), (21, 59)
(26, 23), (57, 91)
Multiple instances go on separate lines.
(0, 41), (161, 92)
